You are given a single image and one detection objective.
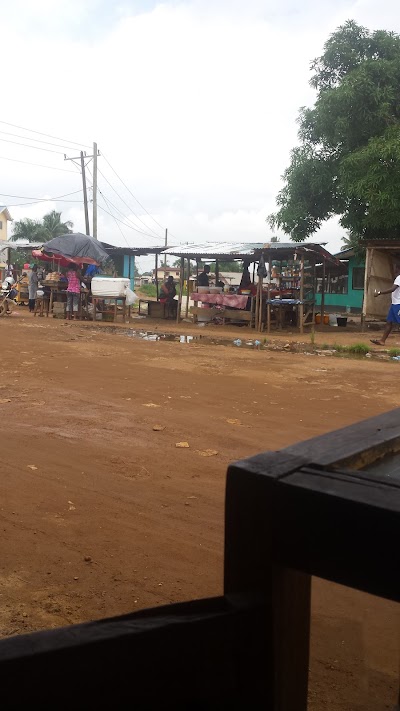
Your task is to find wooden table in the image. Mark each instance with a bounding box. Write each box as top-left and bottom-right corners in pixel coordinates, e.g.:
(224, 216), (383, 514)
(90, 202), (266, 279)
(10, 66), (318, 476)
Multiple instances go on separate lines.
(33, 297), (50, 318)
(92, 296), (130, 323)
(190, 293), (253, 326)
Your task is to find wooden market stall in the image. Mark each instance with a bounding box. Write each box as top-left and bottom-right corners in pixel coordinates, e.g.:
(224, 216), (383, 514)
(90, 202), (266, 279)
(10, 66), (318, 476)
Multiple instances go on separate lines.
(162, 242), (263, 327)
(162, 242), (338, 333)
(362, 240), (400, 324)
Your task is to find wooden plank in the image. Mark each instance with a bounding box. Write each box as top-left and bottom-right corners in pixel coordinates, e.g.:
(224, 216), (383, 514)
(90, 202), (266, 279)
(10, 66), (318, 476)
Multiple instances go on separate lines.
(272, 466), (400, 601)
(225, 459), (311, 711)
(282, 406), (400, 469)
(223, 308), (252, 321)
(0, 596), (270, 707)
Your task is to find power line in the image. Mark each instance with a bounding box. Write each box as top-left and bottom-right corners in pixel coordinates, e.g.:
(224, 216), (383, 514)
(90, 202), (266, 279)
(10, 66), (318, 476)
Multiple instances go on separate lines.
(0, 155), (77, 173)
(102, 154), (167, 235)
(0, 189), (82, 201)
(99, 192), (131, 249)
(97, 166), (162, 239)
(0, 120), (91, 149)
(0, 129), (86, 152)
(97, 204), (162, 240)
(0, 136), (65, 155)
(6, 198), (82, 207)
(86, 165), (159, 239)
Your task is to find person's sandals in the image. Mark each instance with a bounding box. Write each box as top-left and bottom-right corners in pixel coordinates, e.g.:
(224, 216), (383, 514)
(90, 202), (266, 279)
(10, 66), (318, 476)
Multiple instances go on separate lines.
(370, 339), (385, 346)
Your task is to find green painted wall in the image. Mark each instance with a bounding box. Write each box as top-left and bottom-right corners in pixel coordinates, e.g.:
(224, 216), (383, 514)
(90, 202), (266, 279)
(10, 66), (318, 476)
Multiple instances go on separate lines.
(315, 256), (365, 313)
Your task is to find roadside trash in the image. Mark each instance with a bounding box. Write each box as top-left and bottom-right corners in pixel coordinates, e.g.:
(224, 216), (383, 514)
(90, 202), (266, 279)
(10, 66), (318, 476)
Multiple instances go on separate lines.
(233, 339), (242, 346)
(254, 340), (261, 346)
(176, 442), (190, 448)
(197, 449), (218, 457)
(392, 356), (400, 361)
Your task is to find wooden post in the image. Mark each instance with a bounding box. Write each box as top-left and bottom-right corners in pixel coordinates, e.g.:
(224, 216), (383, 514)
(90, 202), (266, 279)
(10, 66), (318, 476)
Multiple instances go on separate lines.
(321, 257), (325, 326)
(225, 462), (311, 710)
(215, 259), (219, 286)
(155, 253), (159, 301)
(80, 151), (90, 236)
(267, 282), (271, 334)
(299, 254), (304, 334)
(258, 273), (263, 332)
(185, 258), (190, 318)
(92, 142), (98, 239)
(255, 278), (260, 332)
(176, 256), (184, 323)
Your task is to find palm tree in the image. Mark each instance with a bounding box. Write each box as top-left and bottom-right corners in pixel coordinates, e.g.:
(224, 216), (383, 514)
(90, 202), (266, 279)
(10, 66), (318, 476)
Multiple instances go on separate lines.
(10, 217), (43, 242)
(11, 211), (73, 243)
(341, 233), (366, 258)
(41, 210), (73, 241)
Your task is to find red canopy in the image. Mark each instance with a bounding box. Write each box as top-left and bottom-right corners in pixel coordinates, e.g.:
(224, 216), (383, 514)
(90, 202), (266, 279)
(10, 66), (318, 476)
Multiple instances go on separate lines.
(31, 250), (98, 268)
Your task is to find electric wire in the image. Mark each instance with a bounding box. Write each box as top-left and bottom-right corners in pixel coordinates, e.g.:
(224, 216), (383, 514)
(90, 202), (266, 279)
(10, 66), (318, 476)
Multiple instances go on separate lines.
(0, 120), (91, 149)
(0, 129), (86, 152)
(97, 166), (162, 239)
(102, 153), (167, 236)
(0, 155), (77, 173)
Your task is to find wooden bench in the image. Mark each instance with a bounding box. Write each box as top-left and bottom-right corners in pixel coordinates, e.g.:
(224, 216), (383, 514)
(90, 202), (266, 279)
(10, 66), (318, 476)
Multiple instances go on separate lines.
(190, 305), (252, 326)
(0, 410), (398, 709)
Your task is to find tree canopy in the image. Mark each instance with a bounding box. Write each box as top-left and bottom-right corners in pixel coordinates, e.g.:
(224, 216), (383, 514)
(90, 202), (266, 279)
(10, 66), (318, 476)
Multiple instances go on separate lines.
(269, 20), (400, 243)
(11, 210), (73, 243)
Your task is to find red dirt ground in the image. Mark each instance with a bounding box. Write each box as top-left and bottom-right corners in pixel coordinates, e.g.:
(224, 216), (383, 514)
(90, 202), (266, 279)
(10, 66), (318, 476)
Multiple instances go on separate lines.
(0, 312), (398, 709)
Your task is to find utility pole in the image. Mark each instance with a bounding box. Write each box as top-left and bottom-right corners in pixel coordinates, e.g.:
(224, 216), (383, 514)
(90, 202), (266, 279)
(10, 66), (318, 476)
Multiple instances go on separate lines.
(93, 142), (98, 240)
(164, 227), (168, 267)
(64, 145), (99, 236)
(80, 151), (90, 236)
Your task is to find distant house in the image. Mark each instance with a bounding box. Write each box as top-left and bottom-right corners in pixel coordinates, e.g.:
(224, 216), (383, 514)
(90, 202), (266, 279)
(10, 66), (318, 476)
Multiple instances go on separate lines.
(153, 266), (181, 282)
(218, 271), (241, 287)
(0, 206), (13, 274)
(136, 275), (152, 287)
(315, 248), (365, 314)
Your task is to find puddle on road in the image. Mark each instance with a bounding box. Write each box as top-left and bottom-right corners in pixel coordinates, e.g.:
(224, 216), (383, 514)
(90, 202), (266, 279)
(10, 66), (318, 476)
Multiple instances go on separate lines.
(98, 327), (265, 350)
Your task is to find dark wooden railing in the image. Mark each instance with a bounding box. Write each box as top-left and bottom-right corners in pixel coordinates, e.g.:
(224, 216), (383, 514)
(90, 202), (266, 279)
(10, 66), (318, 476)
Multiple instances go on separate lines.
(0, 410), (399, 709)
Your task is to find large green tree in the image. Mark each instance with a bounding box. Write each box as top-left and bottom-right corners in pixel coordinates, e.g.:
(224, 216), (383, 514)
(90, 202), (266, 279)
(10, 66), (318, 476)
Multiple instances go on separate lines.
(269, 20), (400, 243)
(11, 210), (73, 243)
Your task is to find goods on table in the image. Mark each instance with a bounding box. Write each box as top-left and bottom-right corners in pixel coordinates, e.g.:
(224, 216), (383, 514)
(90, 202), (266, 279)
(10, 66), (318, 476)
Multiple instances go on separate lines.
(197, 286), (209, 294)
(91, 277), (130, 298)
(45, 272), (64, 283)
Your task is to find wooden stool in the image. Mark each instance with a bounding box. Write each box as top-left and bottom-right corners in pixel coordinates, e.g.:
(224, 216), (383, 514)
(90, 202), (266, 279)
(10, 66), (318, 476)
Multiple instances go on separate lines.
(34, 297), (50, 318)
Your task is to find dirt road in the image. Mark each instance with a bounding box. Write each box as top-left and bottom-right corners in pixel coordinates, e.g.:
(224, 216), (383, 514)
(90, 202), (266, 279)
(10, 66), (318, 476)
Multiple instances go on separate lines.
(0, 314), (398, 709)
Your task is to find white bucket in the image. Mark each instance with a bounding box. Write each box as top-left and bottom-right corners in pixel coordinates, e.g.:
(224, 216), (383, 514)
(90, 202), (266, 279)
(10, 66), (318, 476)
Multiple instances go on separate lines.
(329, 313), (338, 326)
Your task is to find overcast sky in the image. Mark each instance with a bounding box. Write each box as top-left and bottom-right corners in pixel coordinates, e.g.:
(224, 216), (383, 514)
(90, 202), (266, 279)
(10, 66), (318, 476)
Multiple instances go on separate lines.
(1, 0), (399, 269)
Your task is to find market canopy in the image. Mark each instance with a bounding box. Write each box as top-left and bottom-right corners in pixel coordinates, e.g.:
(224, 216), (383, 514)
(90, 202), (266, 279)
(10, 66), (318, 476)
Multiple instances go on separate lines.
(162, 241), (339, 264)
(39, 233), (110, 266)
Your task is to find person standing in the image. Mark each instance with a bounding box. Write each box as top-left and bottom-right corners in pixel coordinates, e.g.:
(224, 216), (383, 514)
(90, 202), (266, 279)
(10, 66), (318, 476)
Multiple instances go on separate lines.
(66, 264), (81, 320)
(371, 264), (400, 346)
(197, 265), (211, 287)
(28, 265), (38, 313)
(160, 275), (177, 318)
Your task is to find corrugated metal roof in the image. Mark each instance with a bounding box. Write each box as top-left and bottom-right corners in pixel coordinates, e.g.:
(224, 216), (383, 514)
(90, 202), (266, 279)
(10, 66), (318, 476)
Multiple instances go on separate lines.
(101, 241), (166, 256)
(163, 242), (264, 258)
(0, 239), (44, 250)
(163, 241), (333, 260)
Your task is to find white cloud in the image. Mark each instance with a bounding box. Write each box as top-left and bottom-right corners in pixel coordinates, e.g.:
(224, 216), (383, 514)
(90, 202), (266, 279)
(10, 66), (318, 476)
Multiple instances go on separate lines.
(2, 0), (400, 260)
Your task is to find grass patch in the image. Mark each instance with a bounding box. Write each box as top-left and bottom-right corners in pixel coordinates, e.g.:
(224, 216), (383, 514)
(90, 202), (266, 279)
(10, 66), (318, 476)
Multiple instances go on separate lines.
(139, 284), (157, 298)
(332, 342), (370, 355)
(346, 343), (370, 355)
(388, 347), (400, 357)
